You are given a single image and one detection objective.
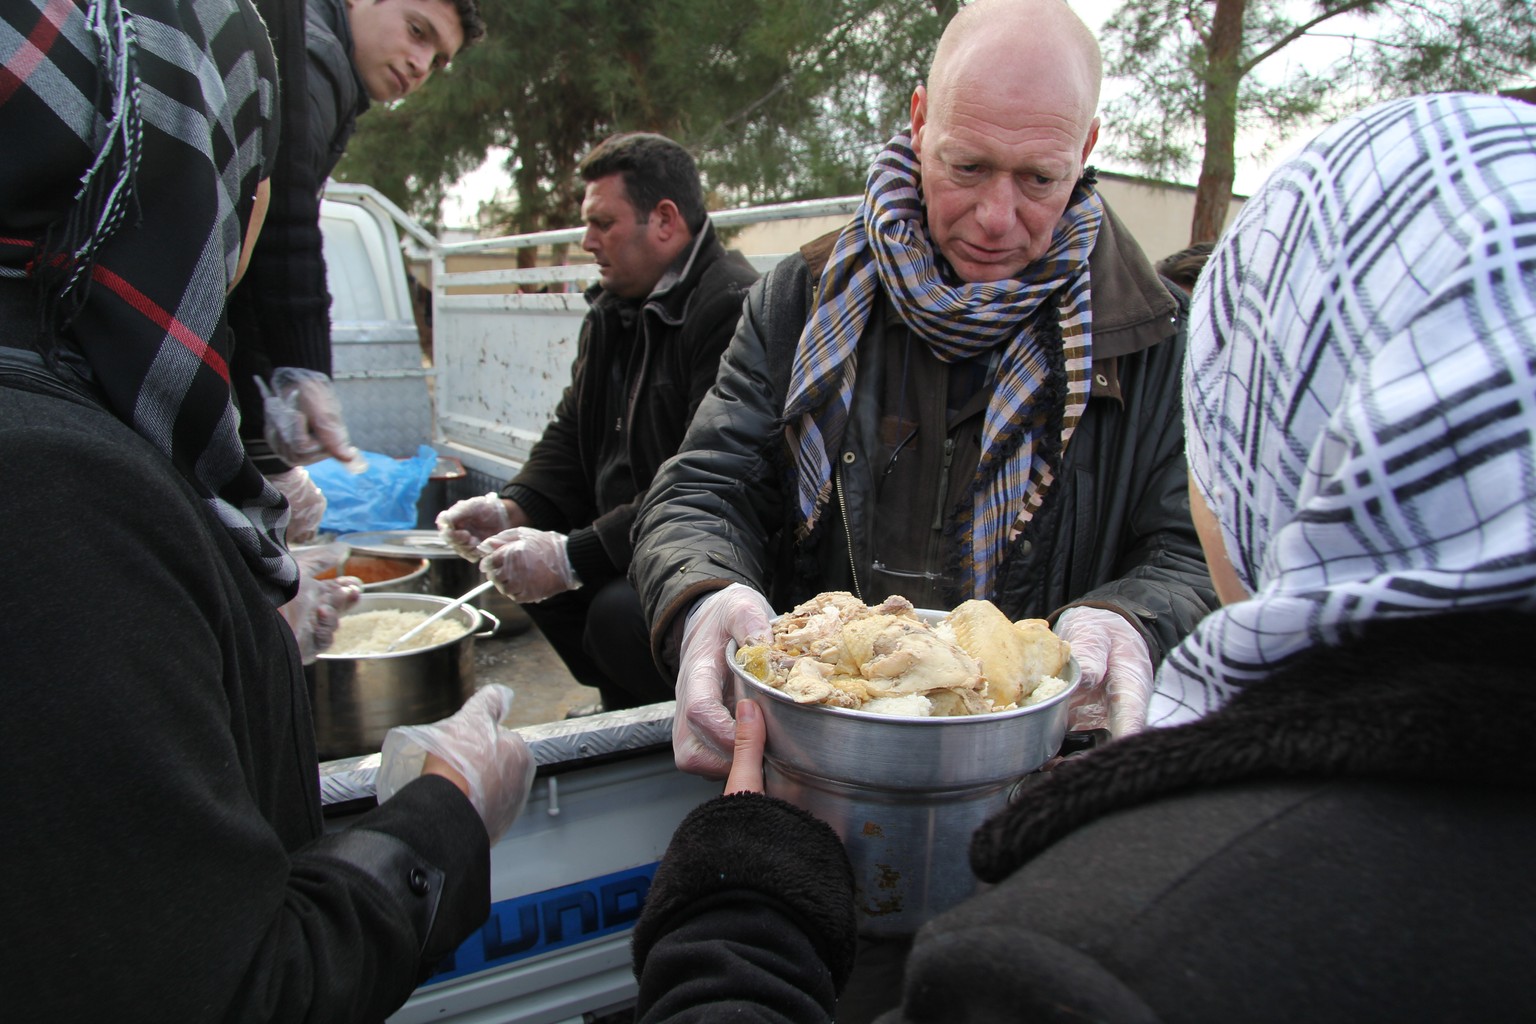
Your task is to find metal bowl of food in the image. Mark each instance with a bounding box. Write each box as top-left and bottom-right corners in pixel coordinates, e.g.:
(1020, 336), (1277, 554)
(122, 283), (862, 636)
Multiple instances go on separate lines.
(725, 598), (1079, 936)
(309, 592), (499, 761)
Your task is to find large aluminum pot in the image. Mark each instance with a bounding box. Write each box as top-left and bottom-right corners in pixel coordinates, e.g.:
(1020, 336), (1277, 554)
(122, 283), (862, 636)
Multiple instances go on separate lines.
(337, 529), (531, 635)
(727, 620), (1079, 937)
(309, 592), (498, 761)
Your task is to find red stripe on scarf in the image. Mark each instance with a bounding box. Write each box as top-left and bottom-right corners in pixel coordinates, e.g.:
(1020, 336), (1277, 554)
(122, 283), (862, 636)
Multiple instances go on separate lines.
(0, 0), (73, 106)
(91, 263), (231, 382)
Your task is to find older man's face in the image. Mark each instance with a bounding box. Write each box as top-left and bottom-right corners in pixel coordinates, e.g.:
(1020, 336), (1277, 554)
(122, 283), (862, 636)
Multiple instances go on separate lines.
(911, 75), (1098, 283)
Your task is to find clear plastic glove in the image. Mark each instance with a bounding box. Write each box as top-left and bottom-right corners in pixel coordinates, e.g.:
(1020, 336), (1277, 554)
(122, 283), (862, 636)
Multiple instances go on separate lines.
(268, 466), (326, 545)
(436, 492), (515, 561)
(476, 527), (580, 603)
(376, 684), (536, 844)
(674, 583), (775, 779)
(1055, 606), (1155, 738)
(256, 367), (366, 471)
(278, 542), (362, 664)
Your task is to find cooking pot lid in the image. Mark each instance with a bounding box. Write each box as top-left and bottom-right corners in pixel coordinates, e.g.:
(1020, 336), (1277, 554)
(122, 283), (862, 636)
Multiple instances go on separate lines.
(339, 529), (463, 560)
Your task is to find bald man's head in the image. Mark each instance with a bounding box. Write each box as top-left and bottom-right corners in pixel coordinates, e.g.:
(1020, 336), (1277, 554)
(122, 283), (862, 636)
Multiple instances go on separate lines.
(928, 0), (1102, 137)
(909, 0), (1103, 281)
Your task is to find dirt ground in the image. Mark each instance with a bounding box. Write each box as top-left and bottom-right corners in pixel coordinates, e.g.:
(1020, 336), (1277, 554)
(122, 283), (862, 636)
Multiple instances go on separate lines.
(473, 594), (603, 726)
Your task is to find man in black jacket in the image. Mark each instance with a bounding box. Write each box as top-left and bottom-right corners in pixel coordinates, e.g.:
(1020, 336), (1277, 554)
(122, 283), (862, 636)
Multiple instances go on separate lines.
(630, 0), (1215, 782)
(437, 133), (760, 712)
(230, 0), (484, 543)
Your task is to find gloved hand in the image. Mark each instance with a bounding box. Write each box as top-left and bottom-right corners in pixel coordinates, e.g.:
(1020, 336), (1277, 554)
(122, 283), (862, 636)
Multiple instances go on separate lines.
(256, 367), (366, 471)
(1055, 606), (1155, 738)
(674, 583), (775, 779)
(436, 492), (516, 561)
(376, 684), (536, 844)
(277, 543), (362, 664)
(476, 527), (581, 603)
(268, 466), (326, 545)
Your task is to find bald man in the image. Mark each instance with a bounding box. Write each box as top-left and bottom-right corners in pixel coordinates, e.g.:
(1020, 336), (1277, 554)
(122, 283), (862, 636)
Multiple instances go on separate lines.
(630, 0), (1214, 1013)
(635, 0), (1213, 758)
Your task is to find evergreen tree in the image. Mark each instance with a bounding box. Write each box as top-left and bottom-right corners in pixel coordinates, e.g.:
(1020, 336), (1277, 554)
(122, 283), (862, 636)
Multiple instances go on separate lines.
(336, 0), (954, 234)
(1100, 0), (1536, 243)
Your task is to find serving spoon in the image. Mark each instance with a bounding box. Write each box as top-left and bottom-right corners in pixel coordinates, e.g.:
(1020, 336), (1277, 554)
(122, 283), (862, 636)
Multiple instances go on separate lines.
(385, 579), (496, 652)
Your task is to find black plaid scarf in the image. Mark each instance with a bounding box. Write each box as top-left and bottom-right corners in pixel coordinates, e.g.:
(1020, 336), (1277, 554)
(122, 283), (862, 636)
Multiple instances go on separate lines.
(783, 131), (1102, 599)
(1, 0), (297, 601)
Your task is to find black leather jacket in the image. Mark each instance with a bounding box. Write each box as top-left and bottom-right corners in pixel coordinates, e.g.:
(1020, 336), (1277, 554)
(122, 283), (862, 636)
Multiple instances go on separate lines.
(632, 201), (1215, 671)
(503, 222), (758, 586)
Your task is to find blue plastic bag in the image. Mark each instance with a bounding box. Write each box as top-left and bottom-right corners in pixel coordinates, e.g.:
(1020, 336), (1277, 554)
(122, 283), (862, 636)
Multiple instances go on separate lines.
(310, 445), (438, 532)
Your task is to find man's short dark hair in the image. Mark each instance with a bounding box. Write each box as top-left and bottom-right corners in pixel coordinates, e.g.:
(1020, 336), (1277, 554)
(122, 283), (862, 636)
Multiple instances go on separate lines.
(447, 0), (485, 51)
(1156, 241), (1215, 292)
(578, 133), (708, 235)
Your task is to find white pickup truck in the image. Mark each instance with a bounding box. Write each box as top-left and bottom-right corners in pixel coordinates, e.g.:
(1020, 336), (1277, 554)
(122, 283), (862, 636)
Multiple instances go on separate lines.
(316, 183), (855, 1023)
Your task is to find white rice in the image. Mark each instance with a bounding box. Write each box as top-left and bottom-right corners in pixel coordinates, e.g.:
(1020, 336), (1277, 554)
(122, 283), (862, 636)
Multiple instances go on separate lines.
(328, 608), (470, 656)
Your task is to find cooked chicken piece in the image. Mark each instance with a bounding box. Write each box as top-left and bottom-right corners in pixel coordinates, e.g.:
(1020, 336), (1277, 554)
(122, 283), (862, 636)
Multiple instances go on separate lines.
(735, 644), (775, 684)
(946, 600), (1072, 704)
(822, 674), (873, 708)
(780, 657), (836, 703)
(868, 594), (919, 619)
(927, 687), (994, 717)
(1011, 618), (1072, 698)
(849, 620), (983, 697)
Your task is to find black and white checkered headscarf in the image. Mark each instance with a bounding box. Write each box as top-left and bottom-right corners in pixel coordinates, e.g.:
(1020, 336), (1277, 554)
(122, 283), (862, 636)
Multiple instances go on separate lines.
(1153, 93), (1536, 726)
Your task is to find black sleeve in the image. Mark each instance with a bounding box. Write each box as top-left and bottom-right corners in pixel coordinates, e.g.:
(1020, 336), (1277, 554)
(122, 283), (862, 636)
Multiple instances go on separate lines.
(632, 793), (857, 1023)
(228, 2), (342, 473)
(0, 402), (489, 1022)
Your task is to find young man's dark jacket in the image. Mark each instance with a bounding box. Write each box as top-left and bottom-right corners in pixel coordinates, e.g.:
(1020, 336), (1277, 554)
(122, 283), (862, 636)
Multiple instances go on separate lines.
(229, 0), (369, 473)
(500, 220), (758, 588)
(632, 200), (1215, 671)
(629, 611), (1536, 1023)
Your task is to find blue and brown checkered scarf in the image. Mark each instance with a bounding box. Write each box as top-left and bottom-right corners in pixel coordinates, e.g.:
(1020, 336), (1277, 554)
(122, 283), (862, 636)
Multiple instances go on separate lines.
(783, 131), (1103, 600)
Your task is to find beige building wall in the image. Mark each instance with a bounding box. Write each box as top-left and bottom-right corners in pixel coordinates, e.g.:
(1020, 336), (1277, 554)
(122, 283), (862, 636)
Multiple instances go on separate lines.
(415, 172), (1246, 288)
(725, 171), (1246, 268)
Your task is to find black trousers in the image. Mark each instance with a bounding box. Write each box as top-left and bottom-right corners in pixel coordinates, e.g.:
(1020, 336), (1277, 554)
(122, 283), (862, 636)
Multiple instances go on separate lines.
(522, 577), (671, 710)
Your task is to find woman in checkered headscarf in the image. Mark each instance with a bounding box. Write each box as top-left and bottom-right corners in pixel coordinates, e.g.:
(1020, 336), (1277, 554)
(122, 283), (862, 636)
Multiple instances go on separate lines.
(1152, 90), (1536, 725)
(1, 3), (527, 1016)
(956, 93), (1536, 1019)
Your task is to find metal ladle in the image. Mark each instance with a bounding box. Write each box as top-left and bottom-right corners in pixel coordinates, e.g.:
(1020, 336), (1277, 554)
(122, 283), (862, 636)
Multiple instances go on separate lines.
(385, 579), (496, 652)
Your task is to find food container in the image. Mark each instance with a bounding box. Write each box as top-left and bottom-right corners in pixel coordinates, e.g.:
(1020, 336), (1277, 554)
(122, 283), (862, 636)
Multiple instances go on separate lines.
(309, 592), (499, 761)
(337, 529), (531, 635)
(314, 553), (430, 593)
(726, 617), (1079, 937)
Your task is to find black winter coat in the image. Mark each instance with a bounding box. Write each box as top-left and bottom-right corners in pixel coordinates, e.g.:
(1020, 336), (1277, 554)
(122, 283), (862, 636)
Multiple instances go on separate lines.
(632, 201), (1214, 669)
(228, 0), (368, 473)
(502, 222), (758, 586)
(631, 611), (1536, 1023)
(1, 352), (490, 1022)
